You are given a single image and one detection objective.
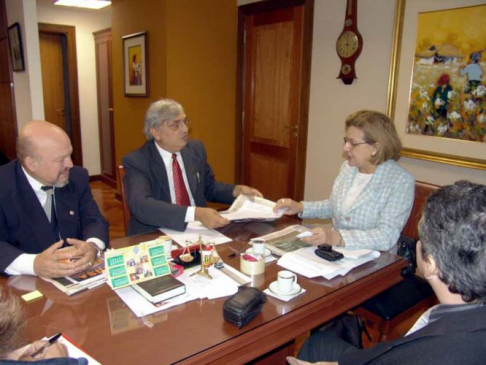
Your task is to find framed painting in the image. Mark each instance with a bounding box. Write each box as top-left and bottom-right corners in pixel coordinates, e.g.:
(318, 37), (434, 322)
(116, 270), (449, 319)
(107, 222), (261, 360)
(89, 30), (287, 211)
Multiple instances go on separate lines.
(388, 0), (486, 170)
(123, 31), (148, 97)
(7, 23), (25, 72)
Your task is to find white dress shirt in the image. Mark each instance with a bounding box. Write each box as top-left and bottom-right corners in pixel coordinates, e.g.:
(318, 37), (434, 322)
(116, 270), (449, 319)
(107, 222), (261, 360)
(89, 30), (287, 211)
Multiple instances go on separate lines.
(154, 142), (196, 222)
(5, 167), (105, 276)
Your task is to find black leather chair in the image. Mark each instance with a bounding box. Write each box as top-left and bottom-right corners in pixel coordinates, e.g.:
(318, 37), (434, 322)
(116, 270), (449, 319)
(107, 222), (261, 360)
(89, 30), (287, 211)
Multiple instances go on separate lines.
(0, 150), (10, 166)
(354, 181), (440, 342)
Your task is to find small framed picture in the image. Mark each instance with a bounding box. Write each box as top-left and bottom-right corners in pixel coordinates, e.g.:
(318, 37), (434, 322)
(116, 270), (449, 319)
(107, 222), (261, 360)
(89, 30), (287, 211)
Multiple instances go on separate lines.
(7, 22), (25, 72)
(123, 31), (148, 97)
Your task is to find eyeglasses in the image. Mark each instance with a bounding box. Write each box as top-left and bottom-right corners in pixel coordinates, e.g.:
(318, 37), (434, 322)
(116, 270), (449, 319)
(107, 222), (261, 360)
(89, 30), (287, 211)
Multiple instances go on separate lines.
(343, 137), (370, 148)
(165, 118), (190, 131)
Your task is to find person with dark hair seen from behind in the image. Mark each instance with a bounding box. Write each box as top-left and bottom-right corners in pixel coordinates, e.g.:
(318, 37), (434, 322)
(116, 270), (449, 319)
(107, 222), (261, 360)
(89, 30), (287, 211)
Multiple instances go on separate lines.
(287, 181), (486, 365)
(0, 121), (109, 278)
(0, 289), (86, 364)
(123, 98), (262, 235)
(274, 110), (414, 252)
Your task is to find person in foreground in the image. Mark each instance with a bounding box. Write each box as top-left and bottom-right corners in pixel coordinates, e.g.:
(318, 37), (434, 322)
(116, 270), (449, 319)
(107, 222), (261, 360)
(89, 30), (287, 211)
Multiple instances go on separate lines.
(0, 121), (109, 279)
(287, 181), (486, 365)
(274, 110), (414, 251)
(123, 98), (262, 234)
(0, 289), (86, 364)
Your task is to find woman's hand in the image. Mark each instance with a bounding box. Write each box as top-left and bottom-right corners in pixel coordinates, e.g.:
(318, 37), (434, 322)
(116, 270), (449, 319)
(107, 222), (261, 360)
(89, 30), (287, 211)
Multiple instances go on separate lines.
(273, 198), (303, 215)
(300, 228), (342, 246)
(300, 227), (328, 245)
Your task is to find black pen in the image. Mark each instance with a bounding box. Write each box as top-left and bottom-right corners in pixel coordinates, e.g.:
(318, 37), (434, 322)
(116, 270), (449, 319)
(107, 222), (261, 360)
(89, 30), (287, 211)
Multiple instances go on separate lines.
(31, 333), (62, 358)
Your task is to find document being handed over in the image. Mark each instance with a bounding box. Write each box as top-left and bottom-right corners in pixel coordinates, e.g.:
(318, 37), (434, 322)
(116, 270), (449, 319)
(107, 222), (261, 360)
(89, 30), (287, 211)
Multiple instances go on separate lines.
(219, 194), (283, 222)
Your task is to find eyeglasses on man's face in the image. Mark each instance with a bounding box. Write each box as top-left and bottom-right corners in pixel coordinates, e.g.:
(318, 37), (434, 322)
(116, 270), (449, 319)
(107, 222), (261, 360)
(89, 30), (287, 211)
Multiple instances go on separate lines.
(343, 137), (370, 148)
(165, 118), (190, 131)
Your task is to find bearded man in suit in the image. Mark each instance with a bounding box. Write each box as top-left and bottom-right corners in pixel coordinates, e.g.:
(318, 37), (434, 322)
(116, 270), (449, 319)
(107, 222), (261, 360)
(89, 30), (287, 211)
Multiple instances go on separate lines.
(0, 121), (108, 278)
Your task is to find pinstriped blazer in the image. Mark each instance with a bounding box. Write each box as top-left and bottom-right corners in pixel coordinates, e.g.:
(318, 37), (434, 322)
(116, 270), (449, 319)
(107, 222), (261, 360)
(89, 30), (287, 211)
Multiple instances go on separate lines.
(301, 160), (414, 251)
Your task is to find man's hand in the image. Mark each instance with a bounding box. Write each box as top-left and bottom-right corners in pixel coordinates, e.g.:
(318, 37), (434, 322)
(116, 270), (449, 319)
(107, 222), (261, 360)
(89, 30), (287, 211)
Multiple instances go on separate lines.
(11, 340), (68, 361)
(34, 240), (82, 278)
(65, 238), (98, 268)
(233, 185), (263, 199)
(33, 239), (97, 278)
(273, 198), (304, 216)
(195, 207), (230, 229)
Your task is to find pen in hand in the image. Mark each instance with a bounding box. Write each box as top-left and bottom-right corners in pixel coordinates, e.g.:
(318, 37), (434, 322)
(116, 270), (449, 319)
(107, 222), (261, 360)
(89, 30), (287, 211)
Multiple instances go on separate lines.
(31, 333), (62, 358)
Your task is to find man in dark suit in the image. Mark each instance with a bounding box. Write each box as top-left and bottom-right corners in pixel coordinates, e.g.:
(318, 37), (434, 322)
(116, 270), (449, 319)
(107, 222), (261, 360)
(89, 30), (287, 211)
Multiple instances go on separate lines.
(123, 98), (262, 234)
(0, 121), (109, 279)
(287, 181), (486, 365)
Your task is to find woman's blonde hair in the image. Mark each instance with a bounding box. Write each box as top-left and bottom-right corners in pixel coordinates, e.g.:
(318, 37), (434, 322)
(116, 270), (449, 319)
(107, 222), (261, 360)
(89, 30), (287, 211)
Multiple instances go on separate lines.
(345, 110), (402, 164)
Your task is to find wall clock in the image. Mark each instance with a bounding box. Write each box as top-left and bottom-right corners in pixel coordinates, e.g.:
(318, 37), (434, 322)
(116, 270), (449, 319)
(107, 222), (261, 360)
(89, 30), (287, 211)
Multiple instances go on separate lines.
(336, 0), (362, 85)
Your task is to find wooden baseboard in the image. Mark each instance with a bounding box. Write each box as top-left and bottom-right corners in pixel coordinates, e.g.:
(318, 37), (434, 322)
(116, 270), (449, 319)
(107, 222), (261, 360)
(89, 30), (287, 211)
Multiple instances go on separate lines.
(89, 175), (102, 182)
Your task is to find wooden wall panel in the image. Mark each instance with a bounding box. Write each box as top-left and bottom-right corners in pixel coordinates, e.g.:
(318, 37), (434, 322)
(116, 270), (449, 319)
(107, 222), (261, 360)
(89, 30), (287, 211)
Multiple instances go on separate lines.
(0, 0), (18, 160)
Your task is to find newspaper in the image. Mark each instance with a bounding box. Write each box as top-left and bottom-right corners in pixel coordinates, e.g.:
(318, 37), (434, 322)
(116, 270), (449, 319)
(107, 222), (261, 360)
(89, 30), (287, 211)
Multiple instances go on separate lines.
(219, 195), (283, 222)
(250, 225), (311, 256)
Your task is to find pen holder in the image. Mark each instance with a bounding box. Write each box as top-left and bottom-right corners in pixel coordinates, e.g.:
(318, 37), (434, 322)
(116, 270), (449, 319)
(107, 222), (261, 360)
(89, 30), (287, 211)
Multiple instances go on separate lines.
(240, 253), (265, 275)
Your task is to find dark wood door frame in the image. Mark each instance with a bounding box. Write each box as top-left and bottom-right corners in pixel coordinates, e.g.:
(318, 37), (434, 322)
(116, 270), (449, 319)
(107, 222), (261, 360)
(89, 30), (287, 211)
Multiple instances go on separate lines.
(236, 0), (314, 201)
(39, 23), (83, 167)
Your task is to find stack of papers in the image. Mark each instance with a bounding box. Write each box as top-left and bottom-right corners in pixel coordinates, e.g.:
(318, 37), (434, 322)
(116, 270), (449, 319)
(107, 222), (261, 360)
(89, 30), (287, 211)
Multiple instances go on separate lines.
(277, 247), (380, 280)
(220, 195), (283, 222)
(161, 221), (232, 246)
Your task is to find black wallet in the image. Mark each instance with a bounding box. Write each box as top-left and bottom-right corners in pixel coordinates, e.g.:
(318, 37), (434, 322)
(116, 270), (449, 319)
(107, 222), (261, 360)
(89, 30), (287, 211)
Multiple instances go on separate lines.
(223, 287), (266, 328)
(315, 244), (344, 261)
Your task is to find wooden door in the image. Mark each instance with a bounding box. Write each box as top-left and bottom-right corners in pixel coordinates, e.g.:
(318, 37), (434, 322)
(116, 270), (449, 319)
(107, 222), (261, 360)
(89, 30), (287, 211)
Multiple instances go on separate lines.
(39, 32), (66, 130)
(0, 0), (18, 160)
(237, 0), (313, 202)
(94, 28), (116, 187)
(38, 23), (83, 167)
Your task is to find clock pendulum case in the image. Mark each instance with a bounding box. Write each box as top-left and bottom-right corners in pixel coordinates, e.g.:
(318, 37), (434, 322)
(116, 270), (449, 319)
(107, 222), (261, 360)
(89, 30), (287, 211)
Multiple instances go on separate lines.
(336, 0), (363, 85)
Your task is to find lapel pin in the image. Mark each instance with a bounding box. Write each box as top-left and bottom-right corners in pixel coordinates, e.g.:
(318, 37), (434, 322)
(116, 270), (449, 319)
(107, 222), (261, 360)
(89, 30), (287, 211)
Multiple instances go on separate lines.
(69, 210), (75, 216)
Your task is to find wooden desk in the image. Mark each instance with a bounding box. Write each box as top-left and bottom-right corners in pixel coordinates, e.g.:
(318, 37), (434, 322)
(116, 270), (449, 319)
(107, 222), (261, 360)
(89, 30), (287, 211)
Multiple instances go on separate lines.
(1, 218), (407, 364)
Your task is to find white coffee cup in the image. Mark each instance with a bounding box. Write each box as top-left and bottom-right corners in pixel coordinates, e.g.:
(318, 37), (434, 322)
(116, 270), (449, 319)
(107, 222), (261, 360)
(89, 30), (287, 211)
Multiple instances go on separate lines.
(157, 236), (172, 256)
(252, 240), (266, 255)
(277, 270), (297, 293)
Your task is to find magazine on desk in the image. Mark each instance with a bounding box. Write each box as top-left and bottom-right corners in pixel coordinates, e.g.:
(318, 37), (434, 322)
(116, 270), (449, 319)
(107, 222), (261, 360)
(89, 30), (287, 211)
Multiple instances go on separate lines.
(41, 257), (105, 296)
(251, 225), (311, 256)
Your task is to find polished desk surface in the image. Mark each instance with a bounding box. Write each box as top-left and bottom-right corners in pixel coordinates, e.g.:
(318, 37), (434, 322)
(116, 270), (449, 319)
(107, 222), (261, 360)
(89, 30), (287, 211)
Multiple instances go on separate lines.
(1, 217), (407, 364)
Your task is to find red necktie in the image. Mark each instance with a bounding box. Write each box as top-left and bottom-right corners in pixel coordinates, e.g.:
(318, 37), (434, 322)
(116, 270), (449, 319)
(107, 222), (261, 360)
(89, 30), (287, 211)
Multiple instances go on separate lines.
(172, 154), (190, 206)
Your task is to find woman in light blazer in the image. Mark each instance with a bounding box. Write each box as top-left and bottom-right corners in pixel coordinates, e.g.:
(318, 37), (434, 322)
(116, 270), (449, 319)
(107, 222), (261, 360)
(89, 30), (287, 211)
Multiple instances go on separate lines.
(274, 110), (414, 252)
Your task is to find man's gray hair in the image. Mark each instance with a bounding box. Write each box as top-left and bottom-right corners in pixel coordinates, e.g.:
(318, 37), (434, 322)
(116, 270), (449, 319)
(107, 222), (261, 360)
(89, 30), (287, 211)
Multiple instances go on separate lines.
(419, 181), (486, 303)
(143, 99), (184, 140)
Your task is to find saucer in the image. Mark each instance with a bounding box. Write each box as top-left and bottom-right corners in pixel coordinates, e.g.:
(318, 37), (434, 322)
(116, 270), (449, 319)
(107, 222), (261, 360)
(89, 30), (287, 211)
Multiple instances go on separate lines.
(245, 248), (272, 257)
(268, 281), (302, 296)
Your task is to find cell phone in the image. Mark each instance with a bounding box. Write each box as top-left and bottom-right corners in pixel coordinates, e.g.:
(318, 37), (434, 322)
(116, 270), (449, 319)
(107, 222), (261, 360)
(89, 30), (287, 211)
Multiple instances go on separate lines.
(315, 246), (344, 261)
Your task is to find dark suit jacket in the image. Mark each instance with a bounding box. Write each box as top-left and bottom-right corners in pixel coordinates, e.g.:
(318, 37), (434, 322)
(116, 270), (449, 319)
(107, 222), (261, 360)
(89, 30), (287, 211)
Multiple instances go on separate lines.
(340, 305), (486, 365)
(122, 140), (235, 234)
(0, 160), (109, 272)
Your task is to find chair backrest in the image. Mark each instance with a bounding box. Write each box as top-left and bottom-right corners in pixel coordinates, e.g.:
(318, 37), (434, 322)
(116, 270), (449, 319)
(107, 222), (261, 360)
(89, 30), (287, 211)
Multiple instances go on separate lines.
(117, 165), (130, 233)
(402, 181), (441, 240)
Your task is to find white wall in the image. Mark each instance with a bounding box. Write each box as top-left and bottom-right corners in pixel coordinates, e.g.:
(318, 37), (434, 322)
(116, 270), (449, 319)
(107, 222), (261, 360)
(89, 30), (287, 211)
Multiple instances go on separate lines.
(239, 0), (486, 200)
(36, 3), (111, 175)
(6, 0), (44, 129)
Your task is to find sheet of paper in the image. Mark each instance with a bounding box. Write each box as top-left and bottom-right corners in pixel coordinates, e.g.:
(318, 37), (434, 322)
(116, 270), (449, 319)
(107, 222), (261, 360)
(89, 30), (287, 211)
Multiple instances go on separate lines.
(219, 195), (282, 221)
(333, 247), (374, 259)
(39, 335), (101, 364)
(161, 221), (231, 246)
(277, 247), (380, 279)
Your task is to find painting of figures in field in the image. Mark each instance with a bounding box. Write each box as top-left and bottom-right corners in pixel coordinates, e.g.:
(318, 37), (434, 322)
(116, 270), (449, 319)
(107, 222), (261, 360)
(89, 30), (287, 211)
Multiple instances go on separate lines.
(407, 5), (486, 143)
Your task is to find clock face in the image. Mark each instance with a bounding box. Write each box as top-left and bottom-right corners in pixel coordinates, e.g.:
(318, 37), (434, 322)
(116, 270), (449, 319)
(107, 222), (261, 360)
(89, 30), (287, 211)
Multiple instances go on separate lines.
(336, 31), (359, 58)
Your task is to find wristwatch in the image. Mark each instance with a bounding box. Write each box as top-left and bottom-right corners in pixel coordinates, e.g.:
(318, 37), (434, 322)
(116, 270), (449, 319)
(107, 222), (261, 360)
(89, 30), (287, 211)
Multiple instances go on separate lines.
(89, 242), (103, 258)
